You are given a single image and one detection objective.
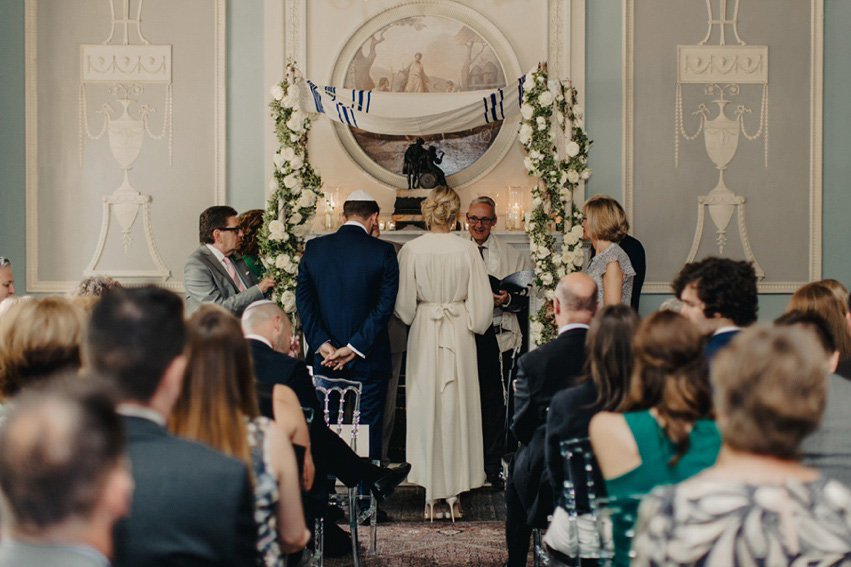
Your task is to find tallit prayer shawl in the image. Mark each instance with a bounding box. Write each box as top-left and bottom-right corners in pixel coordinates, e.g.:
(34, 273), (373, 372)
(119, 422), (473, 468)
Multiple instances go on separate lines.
(295, 76), (525, 135)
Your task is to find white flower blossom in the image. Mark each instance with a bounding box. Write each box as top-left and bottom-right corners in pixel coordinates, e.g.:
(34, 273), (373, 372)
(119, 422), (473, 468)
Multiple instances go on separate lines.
(555, 111), (564, 125)
(571, 224), (584, 237)
(269, 220), (285, 234)
(536, 75), (545, 83)
(271, 84), (284, 101)
(530, 150), (542, 160)
(581, 168), (592, 180)
(574, 117), (584, 129)
(564, 232), (580, 246)
(573, 253), (585, 268)
(273, 152), (285, 170)
(560, 171), (568, 185)
(283, 174), (300, 189)
(292, 224), (309, 237)
(520, 104), (534, 120)
(275, 255), (289, 269)
(537, 247), (550, 259)
(297, 191), (316, 209)
(573, 105), (584, 118)
(289, 212), (303, 226)
(544, 289), (555, 300)
(523, 74), (535, 90)
(567, 170), (580, 184)
(283, 90), (300, 110)
(286, 112), (304, 133)
(262, 256), (272, 268)
(290, 134), (300, 142)
(523, 157), (535, 172)
(281, 147), (296, 161)
(541, 272), (553, 286)
(290, 155), (304, 170)
(538, 91), (554, 107)
(565, 141), (581, 158)
(533, 196), (543, 207)
(281, 290), (296, 313)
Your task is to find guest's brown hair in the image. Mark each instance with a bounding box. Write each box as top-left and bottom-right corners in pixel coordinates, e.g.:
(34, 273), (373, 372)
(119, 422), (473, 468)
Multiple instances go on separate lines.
(712, 326), (826, 459)
(619, 311), (713, 465)
(170, 304), (259, 475)
(237, 209), (265, 257)
(582, 195), (629, 242)
(0, 297), (86, 398)
(786, 281), (851, 359)
(584, 305), (640, 411)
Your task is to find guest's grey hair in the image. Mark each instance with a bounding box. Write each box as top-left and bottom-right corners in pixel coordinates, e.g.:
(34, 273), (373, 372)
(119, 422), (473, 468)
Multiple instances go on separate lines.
(70, 275), (122, 298)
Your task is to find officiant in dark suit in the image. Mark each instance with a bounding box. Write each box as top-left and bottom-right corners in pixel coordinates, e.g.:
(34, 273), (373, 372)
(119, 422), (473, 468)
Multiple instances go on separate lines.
(505, 273), (596, 567)
(184, 205), (275, 316)
(296, 190), (399, 465)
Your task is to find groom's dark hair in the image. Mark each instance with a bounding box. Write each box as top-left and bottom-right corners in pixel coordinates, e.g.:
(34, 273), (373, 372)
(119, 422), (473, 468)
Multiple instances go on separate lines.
(343, 201), (380, 220)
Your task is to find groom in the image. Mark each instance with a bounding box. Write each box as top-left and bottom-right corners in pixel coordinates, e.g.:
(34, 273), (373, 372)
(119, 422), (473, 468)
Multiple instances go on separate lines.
(296, 190), (399, 465)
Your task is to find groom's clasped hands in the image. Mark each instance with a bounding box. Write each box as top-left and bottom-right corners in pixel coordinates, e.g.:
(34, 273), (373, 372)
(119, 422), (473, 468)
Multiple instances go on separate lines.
(318, 342), (357, 371)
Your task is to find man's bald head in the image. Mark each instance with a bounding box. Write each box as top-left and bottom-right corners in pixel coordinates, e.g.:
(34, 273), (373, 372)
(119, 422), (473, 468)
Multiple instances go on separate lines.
(554, 272), (598, 326)
(241, 300), (292, 353)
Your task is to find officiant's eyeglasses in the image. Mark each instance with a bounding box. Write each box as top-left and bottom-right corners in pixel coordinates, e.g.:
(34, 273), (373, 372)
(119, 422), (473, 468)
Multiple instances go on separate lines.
(466, 215), (495, 225)
(217, 227), (240, 232)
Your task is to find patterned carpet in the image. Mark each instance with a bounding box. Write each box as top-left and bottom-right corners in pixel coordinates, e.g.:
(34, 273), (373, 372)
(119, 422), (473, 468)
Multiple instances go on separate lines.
(322, 484), (512, 567)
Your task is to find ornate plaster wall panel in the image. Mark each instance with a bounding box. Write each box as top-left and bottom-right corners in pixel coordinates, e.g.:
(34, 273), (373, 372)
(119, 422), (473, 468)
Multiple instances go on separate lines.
(26, 0), (226, 293)
(624, 0), (822, 293)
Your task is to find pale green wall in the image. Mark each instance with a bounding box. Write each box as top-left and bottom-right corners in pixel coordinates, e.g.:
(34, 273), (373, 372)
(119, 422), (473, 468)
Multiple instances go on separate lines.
(2, 0), (849, 317)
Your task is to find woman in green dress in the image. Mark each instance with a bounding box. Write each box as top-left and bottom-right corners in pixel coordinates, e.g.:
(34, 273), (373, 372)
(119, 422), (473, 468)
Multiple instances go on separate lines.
(589, 311), (721, 566)
(237, 209), (266, 280)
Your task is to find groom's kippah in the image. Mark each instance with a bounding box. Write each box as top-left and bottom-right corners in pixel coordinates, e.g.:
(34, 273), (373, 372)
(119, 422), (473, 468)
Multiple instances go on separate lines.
(345, 189), (376, 203)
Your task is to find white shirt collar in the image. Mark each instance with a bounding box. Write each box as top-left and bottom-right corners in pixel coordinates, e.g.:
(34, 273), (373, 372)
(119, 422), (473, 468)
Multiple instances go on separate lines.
(343, 220), (368, 233)
(244, 334), (273, 349)
(205, 243), (227, 262)
(713, 326), (740, 336)
(558, 322), (590, 335)
(117, 403), (167, 427)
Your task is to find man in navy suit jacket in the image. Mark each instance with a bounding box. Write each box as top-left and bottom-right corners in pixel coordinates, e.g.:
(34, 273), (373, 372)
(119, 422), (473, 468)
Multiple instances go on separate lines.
(672, 257), (758, 362)
(296, 190), (399, 463)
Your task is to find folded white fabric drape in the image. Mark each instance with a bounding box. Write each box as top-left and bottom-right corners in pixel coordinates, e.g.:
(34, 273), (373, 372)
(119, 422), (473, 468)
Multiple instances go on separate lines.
(295, 76), (525, 136)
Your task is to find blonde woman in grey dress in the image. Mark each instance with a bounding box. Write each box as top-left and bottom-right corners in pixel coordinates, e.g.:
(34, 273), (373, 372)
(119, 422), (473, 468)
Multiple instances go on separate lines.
(582, 195), (635, 308)
(394, 186), (492, 522)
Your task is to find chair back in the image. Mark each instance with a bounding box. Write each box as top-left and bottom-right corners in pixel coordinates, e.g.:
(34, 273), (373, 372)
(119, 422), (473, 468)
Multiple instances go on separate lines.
(313, 374), (364, 453)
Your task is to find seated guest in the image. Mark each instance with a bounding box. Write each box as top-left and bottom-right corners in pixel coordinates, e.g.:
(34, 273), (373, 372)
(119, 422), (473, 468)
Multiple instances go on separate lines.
(778, 311), (851, 488)
(86, 286), (258, 567)
(582, 195), (636, 307)
(70, 274), (122, 297)
(184, 206), (275, 316)
(236, 209), (266, 280)
(821, 278), (849, 309)
(0, 256), (15, 302)
(0, 379), (134, 567)
(543, 304), (640, 559)
(0, 297), (85, 401)
(590, 311), (720, 566)
(172, 305), (310, 561)
(505, 273), (597, 567)
(241, 300), (411, 555)
(787, 281), (851, 371)
(632, 326), (851, 566)
(672, 256), (758, 361)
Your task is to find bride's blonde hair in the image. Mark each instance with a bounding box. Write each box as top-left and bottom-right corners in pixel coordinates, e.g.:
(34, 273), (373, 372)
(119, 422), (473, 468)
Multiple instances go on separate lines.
(421, 186), (460, 228)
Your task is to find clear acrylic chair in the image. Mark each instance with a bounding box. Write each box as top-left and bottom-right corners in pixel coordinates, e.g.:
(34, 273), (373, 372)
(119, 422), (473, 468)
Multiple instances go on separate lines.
(311, 375), (377, 567)
(544, 437), (614, 566)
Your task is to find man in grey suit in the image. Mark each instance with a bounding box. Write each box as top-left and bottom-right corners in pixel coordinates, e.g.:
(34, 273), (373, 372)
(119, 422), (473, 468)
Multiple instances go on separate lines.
(184, 205), (275, 316)
(87, 286), (258, 567)
(0, 379), (133, 567)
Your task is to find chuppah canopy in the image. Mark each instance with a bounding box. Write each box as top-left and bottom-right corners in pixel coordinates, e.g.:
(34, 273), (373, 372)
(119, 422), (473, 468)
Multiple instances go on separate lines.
(289, 76), (526, 136)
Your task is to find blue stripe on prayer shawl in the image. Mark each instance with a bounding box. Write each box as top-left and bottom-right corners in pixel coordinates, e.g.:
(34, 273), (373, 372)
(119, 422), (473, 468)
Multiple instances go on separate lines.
(324, 86), (337, 101)
(498, 88), (504, 119)
(365, 91), (371, 113)
(307, 81), (324, 114)
(483, 90), (506, 123)
(517, 77), (524, 106)
(335, 103), (357, 128)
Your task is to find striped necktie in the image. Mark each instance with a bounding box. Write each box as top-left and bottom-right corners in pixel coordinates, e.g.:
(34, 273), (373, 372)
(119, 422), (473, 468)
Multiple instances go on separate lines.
(221, 256), (246, 292)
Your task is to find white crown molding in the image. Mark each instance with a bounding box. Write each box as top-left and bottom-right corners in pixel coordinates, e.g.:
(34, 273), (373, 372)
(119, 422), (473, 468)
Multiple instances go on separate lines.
(624, 0), (823, 294)
(25, 0), (226, 294)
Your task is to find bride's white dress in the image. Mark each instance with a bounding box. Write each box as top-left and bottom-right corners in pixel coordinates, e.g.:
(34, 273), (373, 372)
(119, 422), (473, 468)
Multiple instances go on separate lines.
(394, 233), (493, 500)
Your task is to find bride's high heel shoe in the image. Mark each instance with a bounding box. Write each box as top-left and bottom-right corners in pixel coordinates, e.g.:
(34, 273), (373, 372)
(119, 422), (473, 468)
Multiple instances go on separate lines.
(424, 500), (444, 522)
(445, 496), (463, 523)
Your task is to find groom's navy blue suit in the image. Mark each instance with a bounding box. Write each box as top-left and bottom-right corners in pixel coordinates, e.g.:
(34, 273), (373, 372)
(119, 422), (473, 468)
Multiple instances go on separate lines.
(296, 223), (399, 461)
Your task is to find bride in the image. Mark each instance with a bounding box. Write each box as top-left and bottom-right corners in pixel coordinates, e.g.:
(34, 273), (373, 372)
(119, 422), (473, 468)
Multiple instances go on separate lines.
(394, 186), (493, 521)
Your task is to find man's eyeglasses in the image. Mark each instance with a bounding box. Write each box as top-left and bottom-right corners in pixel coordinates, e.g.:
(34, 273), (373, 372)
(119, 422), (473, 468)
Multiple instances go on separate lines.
(0, 257), (9, 268)
(466, 215), (495, 225)
(217, 227), (240, 232)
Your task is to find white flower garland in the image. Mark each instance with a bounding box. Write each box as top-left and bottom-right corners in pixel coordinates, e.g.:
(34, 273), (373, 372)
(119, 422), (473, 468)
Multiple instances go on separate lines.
(519, 65), (592, 344)
(259, 62), (323, 322)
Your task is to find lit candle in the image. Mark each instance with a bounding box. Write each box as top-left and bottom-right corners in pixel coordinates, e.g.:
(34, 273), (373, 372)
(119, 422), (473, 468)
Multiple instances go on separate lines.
(379, 221), (385, 231)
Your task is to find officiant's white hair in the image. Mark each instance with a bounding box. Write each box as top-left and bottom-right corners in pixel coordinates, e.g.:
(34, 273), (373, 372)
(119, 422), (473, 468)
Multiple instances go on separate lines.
(469, 196), (496, 212)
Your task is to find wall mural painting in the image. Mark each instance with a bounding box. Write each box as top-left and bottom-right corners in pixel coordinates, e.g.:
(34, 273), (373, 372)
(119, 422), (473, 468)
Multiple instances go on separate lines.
(343, 15), (506, 177)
